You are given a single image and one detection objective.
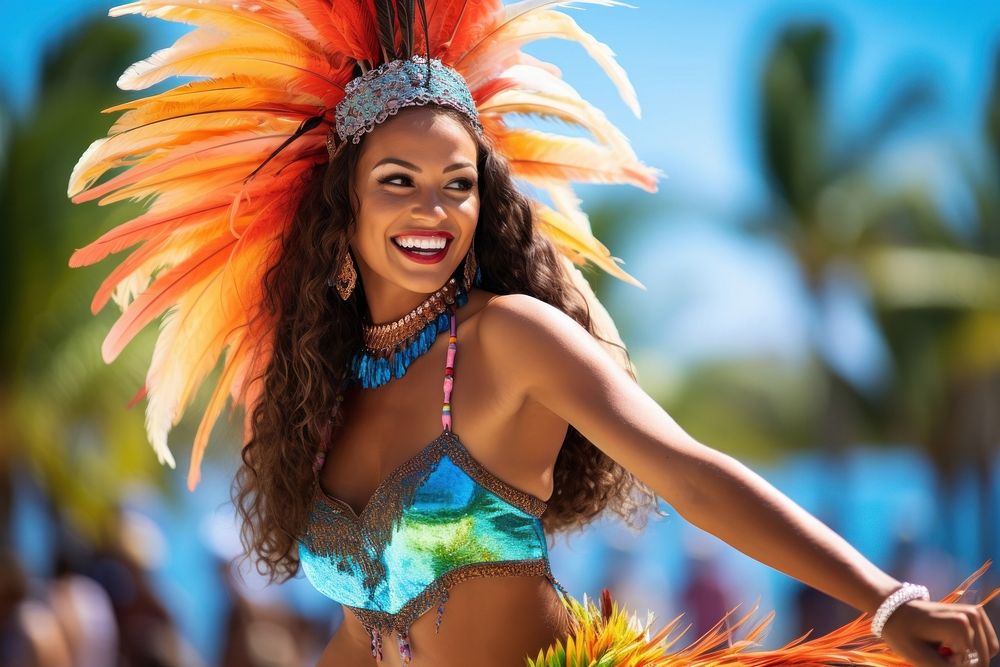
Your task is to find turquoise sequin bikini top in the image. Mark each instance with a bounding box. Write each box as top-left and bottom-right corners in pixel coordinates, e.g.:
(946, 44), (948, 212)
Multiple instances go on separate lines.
(298, 307), (565, 664)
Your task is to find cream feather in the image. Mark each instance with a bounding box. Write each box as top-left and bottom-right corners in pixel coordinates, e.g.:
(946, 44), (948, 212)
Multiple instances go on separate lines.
(496, 126), (658, 191)
(110, 0), (325, 45)
(479, 67), (635, 156)
(118, 36), (340, 93)
(460, 1), (639, 116)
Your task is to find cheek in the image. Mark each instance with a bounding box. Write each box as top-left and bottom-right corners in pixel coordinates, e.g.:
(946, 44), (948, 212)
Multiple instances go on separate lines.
(355, 191), (397, 239)
(458, 194), (480, 228)
(352, 202), (391, 268)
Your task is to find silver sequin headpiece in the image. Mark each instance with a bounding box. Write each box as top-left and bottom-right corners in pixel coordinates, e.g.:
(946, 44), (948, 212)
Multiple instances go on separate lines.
(331, 55), (482, 153)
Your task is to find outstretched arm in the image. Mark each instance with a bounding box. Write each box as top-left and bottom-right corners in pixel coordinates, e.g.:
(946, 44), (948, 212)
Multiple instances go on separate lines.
(479, 293), (998, 667)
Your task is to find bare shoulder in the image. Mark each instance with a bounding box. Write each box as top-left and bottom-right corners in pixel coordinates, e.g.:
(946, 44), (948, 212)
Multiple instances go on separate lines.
(476, 293), (585, 341)
(475, 293), (588, 360)
(473, 293), (608, 396)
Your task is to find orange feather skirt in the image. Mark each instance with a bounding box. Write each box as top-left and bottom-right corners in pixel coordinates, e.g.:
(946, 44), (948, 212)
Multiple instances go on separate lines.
(528, 562), (997, 667)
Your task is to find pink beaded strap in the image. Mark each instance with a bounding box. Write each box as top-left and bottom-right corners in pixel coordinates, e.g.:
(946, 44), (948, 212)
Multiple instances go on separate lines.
(441, 308), (457, 433)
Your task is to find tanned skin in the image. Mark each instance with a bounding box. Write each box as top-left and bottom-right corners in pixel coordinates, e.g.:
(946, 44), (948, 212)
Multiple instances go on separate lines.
(315, 107), (998, 667)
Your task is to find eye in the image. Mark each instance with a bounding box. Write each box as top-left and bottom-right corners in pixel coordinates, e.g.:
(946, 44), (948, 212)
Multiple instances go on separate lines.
(378, 173), (414, 187)
(446, 177), (475, 191)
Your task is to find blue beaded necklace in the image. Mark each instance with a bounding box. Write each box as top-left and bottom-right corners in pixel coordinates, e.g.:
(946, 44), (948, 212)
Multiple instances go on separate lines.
(348, 281), (470, 389)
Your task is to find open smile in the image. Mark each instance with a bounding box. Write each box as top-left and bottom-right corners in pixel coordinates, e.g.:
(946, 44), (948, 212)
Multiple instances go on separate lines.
(391, 232), (453, 265)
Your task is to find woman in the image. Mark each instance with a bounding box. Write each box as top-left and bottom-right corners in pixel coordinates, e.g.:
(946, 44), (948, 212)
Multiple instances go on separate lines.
(69, 1), (997, 666)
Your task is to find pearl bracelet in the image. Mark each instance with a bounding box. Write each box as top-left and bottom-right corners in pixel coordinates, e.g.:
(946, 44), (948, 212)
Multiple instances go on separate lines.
(871, 582), (929, 638)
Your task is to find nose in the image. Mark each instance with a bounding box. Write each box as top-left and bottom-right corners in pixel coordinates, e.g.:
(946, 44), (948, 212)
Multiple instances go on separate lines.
(411, 189), (447, 222)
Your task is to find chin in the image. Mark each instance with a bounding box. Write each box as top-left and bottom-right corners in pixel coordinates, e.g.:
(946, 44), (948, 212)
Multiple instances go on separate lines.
(394, 269), (460, 294)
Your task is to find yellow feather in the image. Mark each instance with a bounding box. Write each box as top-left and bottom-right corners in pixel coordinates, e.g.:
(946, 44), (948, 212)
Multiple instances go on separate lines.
(104, 74), (324, 114)
(155, 230), (274, 487)
(536, 205), (642, 288)
(133, 216), (280, 473)
(101, 236), (198, 314)
(72, 198), (240, 269)
(187, 332), (257, 490)
(543, 181), (596, 235)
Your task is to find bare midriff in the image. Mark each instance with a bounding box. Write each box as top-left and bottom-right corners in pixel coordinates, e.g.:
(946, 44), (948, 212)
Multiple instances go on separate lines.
(323, 574), (571, 667)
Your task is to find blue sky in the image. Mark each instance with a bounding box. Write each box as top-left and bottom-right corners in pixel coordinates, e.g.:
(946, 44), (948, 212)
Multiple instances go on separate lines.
(5, 0), (1000, 380)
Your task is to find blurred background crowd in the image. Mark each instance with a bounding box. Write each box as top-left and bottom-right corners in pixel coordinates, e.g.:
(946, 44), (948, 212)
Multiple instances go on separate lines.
(2, 1), (999, 665)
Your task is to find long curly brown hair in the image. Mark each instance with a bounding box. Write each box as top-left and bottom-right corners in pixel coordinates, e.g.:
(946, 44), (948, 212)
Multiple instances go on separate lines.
(233, 107), (658, 582)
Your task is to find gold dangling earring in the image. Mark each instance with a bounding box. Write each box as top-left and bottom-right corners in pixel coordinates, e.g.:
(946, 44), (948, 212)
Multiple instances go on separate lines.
(335, 250), (357, 300)
(463, 242), (478, 293)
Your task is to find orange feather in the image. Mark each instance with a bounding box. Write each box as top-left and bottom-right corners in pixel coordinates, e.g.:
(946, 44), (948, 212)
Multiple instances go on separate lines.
(102, 235), (235, 362)
(188, 336), (248, 489)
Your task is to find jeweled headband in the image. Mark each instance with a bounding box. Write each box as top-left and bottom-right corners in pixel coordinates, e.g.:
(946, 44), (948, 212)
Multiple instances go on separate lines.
(330, 56), (482, 154)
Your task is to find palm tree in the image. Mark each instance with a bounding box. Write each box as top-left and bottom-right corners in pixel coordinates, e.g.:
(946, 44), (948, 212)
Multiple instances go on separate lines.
(858, 46), (1000, 564)
(751, 24), (1000, 571)
(751, 25), (943, 453)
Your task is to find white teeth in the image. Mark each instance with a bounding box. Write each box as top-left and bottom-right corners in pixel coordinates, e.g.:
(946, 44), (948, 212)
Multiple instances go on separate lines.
(394, 236), (448, 250)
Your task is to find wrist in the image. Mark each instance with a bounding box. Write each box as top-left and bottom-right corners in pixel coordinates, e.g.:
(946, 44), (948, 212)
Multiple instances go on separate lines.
(858, 572), (904, 615)
(871, 582), (930, 638)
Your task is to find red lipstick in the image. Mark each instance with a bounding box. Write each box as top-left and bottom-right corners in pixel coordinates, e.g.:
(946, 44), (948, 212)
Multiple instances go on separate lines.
(391, 231), (453, 264)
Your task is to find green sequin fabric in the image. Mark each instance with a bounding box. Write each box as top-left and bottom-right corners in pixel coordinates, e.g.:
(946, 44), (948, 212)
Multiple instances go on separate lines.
(299, 431), (559, 637)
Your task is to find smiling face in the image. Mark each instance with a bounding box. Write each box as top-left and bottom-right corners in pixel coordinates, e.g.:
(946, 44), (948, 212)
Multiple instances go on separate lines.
(350, 106), (480, 322)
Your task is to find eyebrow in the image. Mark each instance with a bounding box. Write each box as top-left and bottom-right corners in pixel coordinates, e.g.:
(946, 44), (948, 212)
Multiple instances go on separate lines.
(372, 157), (475, 174)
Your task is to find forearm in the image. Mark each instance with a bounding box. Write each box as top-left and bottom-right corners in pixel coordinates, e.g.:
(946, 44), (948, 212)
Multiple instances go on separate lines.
(670, 445), (901, 615)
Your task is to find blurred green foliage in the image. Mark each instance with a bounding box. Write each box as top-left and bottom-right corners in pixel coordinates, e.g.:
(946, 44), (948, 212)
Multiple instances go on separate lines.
(583, 23), (1000, 566)
(0, 19), (171, 542)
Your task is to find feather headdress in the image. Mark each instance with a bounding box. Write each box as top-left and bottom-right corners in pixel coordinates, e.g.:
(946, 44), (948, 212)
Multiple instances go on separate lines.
(68, 0), (658, 489)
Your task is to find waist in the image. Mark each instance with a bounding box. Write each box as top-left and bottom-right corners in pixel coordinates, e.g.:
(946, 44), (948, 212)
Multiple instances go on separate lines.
(341, 573), (572, 667)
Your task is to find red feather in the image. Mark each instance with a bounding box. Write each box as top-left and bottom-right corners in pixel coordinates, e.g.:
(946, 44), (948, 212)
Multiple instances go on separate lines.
(420, 0), (500, 54)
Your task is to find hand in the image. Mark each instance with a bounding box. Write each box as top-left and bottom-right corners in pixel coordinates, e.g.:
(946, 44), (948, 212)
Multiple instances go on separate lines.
(880, 598), (999, 667)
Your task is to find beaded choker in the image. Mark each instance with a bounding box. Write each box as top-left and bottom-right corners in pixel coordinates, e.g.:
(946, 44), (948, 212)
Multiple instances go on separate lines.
(349, 278), (468, 389)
